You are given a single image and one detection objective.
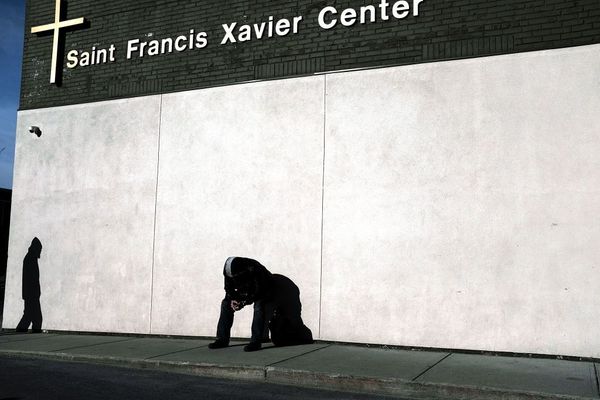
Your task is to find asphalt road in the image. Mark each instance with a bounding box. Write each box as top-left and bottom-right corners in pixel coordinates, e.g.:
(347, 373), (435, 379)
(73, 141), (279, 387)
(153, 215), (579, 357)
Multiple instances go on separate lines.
(0, 356), (403, 400)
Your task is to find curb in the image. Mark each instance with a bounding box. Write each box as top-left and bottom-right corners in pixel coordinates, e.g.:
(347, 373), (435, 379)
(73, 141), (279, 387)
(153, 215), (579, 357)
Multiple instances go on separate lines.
(265, 367), (595, 400)
(0, 350), (266, 381)
(0, 350), (596, 400)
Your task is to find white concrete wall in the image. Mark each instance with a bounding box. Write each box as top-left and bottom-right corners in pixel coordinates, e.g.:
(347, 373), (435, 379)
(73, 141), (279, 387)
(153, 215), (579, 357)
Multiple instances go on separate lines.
(150, 77), (324, 337)
(320, 44), (600, 357)
(3, 97), (161, 334)
(3, 44), (600, 357)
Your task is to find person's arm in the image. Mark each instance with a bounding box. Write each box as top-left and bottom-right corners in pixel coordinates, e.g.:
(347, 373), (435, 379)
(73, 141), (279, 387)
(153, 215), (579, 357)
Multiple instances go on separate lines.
(225, 275), (248, 310)
(231, 300), (244, 311)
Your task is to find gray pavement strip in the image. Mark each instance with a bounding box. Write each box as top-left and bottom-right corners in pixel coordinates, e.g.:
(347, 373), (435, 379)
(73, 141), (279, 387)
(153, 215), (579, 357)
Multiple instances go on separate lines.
(0, 334), (133, 352)
(152, 342), (330, 367)
(269, 344), (449, 380)
(0, 333), (57, 343)
(415, 353), (599, 399)
(65, 337), (212, 359)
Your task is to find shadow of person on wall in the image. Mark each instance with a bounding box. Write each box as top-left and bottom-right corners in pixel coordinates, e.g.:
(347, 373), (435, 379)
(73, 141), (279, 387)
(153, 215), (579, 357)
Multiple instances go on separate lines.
(266, 274), (314, 347)
(15, 238), (43, 333)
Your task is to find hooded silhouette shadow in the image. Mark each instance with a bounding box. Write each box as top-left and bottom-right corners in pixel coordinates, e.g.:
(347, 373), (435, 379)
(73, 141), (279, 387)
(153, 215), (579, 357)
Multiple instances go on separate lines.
(16, 238), (43, 333)
(266, 274), (313, 347)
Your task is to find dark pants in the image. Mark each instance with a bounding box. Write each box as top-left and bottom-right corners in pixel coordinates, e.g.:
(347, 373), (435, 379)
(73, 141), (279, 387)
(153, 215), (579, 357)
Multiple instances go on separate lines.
(216, 298), (273, 343)
(16, 297), (42, 331)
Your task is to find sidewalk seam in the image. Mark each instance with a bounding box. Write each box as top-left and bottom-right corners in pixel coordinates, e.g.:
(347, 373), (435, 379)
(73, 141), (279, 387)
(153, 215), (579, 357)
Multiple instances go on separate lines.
(50, 337), (138, 352)
(265, 344), (332, 368)
(411, 352), (452, 381)
(144, 344), (210, 360)
(593, 363), (599, 398)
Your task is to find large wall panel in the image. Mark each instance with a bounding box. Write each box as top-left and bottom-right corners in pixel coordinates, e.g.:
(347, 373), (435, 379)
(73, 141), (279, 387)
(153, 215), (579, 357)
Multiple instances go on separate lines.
(151, 77), (324, 338)
(320, 44), (600, 357)
(2, 97), (161, 333)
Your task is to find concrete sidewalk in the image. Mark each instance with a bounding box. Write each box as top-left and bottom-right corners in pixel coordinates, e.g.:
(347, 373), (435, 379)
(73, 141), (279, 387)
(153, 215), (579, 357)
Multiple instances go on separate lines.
(0, 332), (598, 400)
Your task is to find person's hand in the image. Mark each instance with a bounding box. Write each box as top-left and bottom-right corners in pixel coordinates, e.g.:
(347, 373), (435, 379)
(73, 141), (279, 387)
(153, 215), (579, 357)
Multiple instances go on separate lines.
(231, 300), (242, 311)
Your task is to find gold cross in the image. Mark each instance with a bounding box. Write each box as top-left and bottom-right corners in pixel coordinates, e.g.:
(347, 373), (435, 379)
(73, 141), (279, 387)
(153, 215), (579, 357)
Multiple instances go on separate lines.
(31, 0), (85, 84)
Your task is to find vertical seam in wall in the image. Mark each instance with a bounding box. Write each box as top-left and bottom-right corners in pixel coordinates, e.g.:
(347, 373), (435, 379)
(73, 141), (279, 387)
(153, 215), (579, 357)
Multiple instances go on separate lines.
(149, 95), (163, 334)
(318, 74), (327, 339)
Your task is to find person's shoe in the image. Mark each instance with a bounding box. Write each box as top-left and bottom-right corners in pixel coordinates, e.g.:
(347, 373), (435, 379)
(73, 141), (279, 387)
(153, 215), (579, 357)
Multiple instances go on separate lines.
(208, 339), (229, 349)
(15, 328), (27, 333)
(243, 341), (262, 352)
(32, 329), (43, 333)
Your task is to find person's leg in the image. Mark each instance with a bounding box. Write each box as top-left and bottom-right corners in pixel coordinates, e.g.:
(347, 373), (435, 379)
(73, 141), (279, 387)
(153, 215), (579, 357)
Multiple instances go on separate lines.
(31, 298), (43, 333)
(271, 306), (314, 347)
(16, 300), (32, 332)
(246, 300), (266, 351)
(209, 298), (233, 349)
(262, 301), (275, 342)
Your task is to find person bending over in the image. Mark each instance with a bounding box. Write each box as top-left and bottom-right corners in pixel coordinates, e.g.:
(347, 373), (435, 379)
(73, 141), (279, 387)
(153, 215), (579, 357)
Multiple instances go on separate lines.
(208, 256), (273, 352)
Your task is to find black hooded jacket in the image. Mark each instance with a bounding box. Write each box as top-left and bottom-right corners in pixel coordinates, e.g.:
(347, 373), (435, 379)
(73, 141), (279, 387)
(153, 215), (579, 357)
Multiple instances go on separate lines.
(223, 257), (272, 305)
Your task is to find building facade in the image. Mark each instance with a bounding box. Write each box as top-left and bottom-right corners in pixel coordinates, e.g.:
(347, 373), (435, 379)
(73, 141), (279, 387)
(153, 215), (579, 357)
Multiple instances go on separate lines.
(3, 0), (600, 357)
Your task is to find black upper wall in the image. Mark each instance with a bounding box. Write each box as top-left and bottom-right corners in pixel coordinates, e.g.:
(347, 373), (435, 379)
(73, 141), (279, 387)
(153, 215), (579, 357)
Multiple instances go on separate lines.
(21, 0), (600, 110)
